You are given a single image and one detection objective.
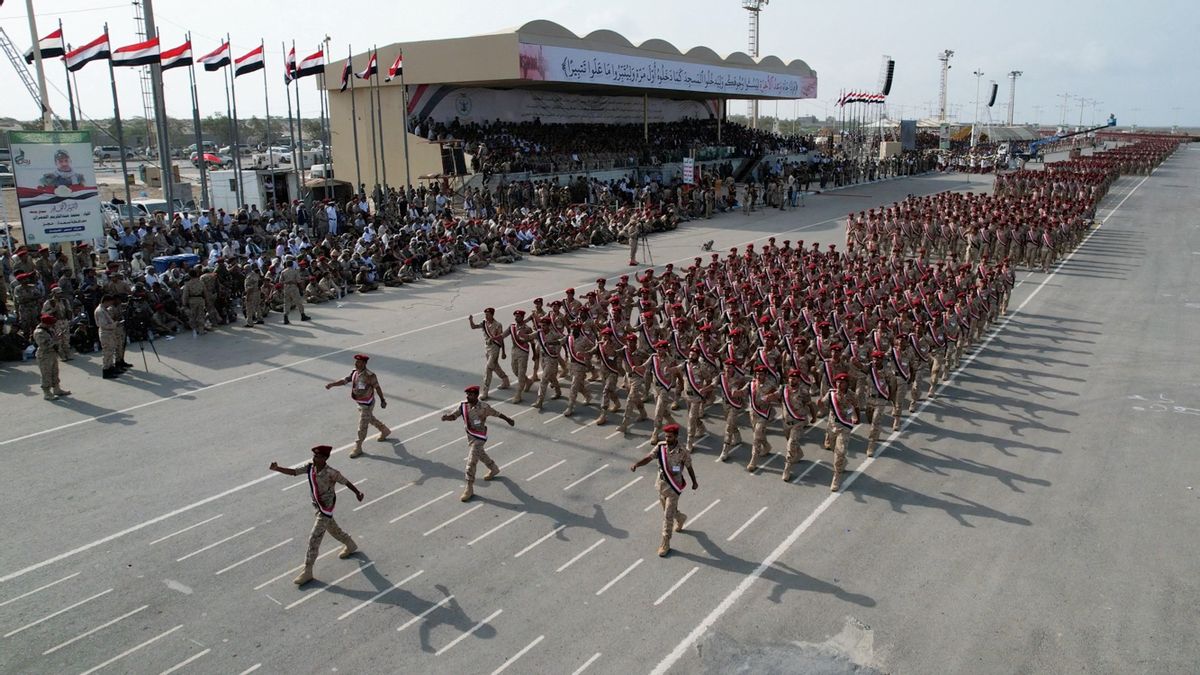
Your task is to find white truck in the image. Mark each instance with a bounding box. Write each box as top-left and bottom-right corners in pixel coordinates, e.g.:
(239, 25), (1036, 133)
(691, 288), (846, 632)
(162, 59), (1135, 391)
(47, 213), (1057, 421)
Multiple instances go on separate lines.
(208, 169), (301, 213)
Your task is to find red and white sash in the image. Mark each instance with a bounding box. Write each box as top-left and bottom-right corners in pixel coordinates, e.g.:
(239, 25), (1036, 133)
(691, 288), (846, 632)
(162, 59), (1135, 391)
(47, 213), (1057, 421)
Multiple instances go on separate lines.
(821, 359), (837, 387)
(308, 465), (335, 517)
(350, 370), (375, 406)
(927, 322), (945, 347)
(782, 386), (805, 420)
(892, 347), (912, 382)
(511, 324), (531, 353)
(870, 365), (891, 399)
(694, 337), (718, 368)
(568, 336), (588, 365)
(909, 334), (928, 362)
(656, 442), (687, 494)
(651, 355), (673, 390)
(828, 391), (856, 430)
(485, 322), (505, 346)
(600, 347), (622, 375)
(461, 402), (488, 442)
(749, 381), (772, 420)
(720, 372), (744, 409)
(685, 363), (706, 396)
(757, 348), (779, 381)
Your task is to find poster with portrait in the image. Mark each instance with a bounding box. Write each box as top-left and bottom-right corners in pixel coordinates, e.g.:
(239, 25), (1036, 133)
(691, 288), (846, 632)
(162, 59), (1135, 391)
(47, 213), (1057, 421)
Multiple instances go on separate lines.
(7, 130), (102, 245)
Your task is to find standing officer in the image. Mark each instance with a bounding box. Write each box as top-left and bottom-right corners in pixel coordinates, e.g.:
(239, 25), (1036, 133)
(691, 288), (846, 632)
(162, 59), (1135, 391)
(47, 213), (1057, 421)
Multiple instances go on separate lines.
(32, 314), (70, 400)
(269, 444), (363, 586)
(279, 257), (312, 324)
(182, 268), (210, 335)
(469, 308), (511, 399)
(40, 286), (73, 360)
(95, 295), (121, 379)
(442, 385), (516, 502)
(630, 423), (697, 557)
(325, 354), (390, 458)
(243, 264), (264, 327)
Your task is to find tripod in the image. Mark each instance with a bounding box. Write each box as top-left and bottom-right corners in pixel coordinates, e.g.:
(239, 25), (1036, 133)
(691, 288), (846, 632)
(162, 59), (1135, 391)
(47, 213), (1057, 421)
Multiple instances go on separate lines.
(637, 229), (654, 266)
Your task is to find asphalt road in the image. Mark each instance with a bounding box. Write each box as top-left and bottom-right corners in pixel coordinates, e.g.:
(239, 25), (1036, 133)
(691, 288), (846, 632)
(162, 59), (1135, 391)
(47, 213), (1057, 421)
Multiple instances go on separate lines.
(1, 150), (1196, 675)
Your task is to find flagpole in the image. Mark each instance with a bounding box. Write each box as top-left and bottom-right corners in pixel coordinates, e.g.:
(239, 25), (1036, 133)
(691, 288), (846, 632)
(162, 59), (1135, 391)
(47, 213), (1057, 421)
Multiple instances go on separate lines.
(398, 49), (411, 189)
(283, 44), (298, 195)
(261, 40), (272, 174)
(373, 44), (387, 189)
(187, 33), (209, 210)
(319, 39), (331, 199)
(366, 57), (378, 193)
(347, 46), (362, 191)
(293, 41), (304, 192)
(227, 34), (246, 209)
(59, 21), (78, 130)
(105, 24), (135, 224)
(25, 0), (53, 129)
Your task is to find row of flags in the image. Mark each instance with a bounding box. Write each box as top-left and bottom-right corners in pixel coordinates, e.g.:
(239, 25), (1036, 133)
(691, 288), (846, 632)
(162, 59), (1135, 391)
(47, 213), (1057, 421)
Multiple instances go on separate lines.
(25, 27), (403, 85)
(838, 91), (887, 107)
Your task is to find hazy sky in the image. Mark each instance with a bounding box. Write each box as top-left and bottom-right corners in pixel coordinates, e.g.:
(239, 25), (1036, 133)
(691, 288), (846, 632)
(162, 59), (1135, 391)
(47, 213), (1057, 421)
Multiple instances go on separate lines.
(0, 0), (1195, 128)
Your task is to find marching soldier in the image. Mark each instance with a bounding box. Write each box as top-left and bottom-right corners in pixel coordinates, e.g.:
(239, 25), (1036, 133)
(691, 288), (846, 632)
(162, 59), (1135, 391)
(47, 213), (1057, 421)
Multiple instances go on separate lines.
(32, 314), (70, 400)
(717, 357), (748, 461)
(442, 385), (515, 502)
(617, 334), (649, 433)
(563, 323), (595, 416)
(269, 444), (363, 586)
(325, 354), (390, 458)
(594, 327), (624, 425)
(533, 317), (564, 409)
(824, 373), (861, 492)
(629, 423), (697, 557)
(780, 368), (817, 481)
(864, 350), (896, 456)
(643, 340), (682, 442)
(746, 365), (779, 472)
(681, 346), (715, 452)
(508, 310), (535, 403)
(469, 308), (511, 399)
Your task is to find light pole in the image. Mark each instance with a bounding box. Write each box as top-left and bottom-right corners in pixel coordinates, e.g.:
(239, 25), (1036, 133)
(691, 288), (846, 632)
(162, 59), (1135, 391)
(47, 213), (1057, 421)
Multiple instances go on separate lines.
(1006, 70), (1022, 125)
(937, 50), (954, 149)
(1032, 105), (1043, 125)
(970, 69), (983, 148)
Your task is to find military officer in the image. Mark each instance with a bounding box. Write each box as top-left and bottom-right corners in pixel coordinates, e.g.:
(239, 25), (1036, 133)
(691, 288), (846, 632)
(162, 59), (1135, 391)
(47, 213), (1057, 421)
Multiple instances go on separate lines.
(32, 314), (70, 400)
(825, 373), (861, 492)
(325, 353), (390, 458)
(469, 307), (511, 399)
(630, 423), (697, 557)
(442, 385), (515, 502)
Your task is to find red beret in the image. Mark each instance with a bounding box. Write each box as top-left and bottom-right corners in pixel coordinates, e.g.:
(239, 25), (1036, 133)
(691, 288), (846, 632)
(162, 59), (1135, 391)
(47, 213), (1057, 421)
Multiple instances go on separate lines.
(533, 297), (544, 304)
(565, 287), (575, 294)
(834, 372), (849, 381)
(311, 445), (333, 456)
(353, 354), (369, 361)
(787, 368), (802, 377)
(600, 327), (614, 335)
(871, 350), (886, 358)
(641, 311), (654, 318)
(540, 317), (554, 324)
(830, 344), (843, 352)
(624, 334), (638, 342)
(754, 365), (768, 372)
(513, 309), (526, 316)
(724, 357), (738, 365)
(653, 339), (669, 348)
(464, 385), (481, 393)
(39, 313), (56, 324)
(662, 423), (681, 433)
(596, 278), (606, 284)
(484, 307), (495, 313)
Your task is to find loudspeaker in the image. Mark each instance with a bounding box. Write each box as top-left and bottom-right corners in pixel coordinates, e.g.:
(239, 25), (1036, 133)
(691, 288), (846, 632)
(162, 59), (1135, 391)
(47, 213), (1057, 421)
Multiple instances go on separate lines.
(881, 60), (895, 96)
(988, 82), (998, 107)
(440, 146), (467, 175)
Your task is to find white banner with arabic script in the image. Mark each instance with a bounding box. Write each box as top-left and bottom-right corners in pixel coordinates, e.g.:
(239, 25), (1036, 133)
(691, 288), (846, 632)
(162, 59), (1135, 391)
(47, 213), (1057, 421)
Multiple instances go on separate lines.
(518, 43), (817, 99)
(407, 85), (718, 126)
(7, 130), (103, 245)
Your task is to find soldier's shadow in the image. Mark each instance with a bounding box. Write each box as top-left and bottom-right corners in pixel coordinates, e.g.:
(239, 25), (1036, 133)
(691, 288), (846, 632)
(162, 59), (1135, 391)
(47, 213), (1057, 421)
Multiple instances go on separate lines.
(477, 477), (629, 540)
(319, 558), (495, 654)
(672, 530), (876, 608)
(366, 438), (463, 486)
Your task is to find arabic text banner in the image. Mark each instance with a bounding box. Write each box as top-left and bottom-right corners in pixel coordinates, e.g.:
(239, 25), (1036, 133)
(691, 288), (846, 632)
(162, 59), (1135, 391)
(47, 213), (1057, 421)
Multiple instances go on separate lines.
(8, 130), (103, 245)
(408, 85), (718, 126)
(519, 43), (817, 98)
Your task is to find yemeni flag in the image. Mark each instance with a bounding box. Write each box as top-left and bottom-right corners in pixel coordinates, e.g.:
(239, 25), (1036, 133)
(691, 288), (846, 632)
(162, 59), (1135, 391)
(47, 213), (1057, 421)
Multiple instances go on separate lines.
(338, 56), (352, 92)
(385, 51), (403, 81)
(355, 51), (377, 80)
(112, 36), (160, 67)
(160, 40), (192, 71)
(65, 34), (111, 73)
(234, 45), (264, 77)
(284, 46), (296, 84)
(199, 41), (230, 71)
(24, 28), (65, 64)
(293, 48), (324, 79)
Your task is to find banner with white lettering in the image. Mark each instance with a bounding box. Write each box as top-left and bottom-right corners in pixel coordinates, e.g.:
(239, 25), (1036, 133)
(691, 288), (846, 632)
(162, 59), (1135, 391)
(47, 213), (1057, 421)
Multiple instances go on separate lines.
(407, 84), (719, 126)
(7, 130), (103, 245)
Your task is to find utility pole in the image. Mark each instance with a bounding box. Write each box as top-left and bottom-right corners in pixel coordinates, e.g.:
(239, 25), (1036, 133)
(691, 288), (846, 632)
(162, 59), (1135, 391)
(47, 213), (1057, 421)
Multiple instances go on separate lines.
(1057, 92), (1073, 126)
(970, 69), (983, 148)
(1006, 70), (1022, 126)
(742, 0), (768, 129)
(937, 49), (954, 149)
(1032, 105), (1043, 125)
(140, 0), (175, 217)
(1130, 106), (1141, 128)
(23, 0), (52, 130)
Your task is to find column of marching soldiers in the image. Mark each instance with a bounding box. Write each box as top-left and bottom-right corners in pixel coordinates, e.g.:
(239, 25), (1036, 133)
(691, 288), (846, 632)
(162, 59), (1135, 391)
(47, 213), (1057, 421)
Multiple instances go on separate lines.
(468, 138), (1178, 495)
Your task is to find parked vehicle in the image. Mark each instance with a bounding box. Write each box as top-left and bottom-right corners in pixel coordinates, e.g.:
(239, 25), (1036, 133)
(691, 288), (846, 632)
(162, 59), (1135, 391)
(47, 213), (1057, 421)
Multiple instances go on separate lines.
(190, 151), (233, 169)
(0, 163), (13, 188)
(94, 146), (135, 160)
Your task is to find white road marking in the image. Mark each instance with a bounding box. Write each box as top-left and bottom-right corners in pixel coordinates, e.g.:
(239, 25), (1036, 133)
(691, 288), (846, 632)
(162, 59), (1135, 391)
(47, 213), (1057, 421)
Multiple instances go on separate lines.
(284, 562), (376, 610)
(726, 507), (768, 542)
(253, 545), (349, 591)
(605, 430), (621, 440)
(435, 608), (504, 656)
(354, 484), (413, 511)
(400, 428), (438, 444)
(570, 420), (598, 434)
(281, 480), (307, 491)
(78, 624), (184, 675)
(0, 182), (961, 585)
(42, 604), (148, 655)
(650, 172), (1156, 675)
(793, 459), (823, 483)
(644, 500), (660, 512)
(526, 459), (566, 481)
(3, 588), (113, 638)
(214, 539), (293, 576)
(147, 514), (224, 546)
(637, 438), (654, 449)
(491, 634), (545, 675)
(176, 527), (255, 562)
(511, 408), (535, 418)
(595, 558), (643, 596)
(337, 569), (424, 621)
(563, 464), (610, 491)
(571, 652), (602, 675)
(159, 647), (211, 675)
(0, 571), (79, 608)
(499, 451), (533, 470)
(513, 525), (567, 559)
(542, 413), (566, 425)
(684, 499), (722, 529)
(237, 665), (261, 675)
(467, 512), (527, 547)
(653, 567), (700, 606)
(390, 491), (454, 524)
(423, 504), (484, 537)
(336, 478), (367, 494)
(753, 454), (781, 473)
(426, 438), (460, 454)
(556, 538), (606, 573)
(604, 476), (643, 501)
(397, 594), (454, 632)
